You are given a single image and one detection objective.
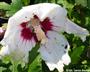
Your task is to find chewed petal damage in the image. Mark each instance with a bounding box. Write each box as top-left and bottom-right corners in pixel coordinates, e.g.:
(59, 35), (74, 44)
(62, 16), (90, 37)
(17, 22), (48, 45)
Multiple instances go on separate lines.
(39, 31), (70, 72)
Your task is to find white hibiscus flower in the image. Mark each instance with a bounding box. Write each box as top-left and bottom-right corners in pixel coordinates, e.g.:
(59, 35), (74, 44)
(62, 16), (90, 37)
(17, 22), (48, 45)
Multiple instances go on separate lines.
(0, 3), (89, 72)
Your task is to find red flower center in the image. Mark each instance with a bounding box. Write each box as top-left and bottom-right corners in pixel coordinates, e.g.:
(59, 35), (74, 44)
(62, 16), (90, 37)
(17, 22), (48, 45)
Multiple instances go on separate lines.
(20, 15), (53, 42)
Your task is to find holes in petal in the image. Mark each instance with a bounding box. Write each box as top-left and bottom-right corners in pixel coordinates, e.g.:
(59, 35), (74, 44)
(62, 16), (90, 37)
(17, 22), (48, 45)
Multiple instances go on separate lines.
(65, 45), (67, 49)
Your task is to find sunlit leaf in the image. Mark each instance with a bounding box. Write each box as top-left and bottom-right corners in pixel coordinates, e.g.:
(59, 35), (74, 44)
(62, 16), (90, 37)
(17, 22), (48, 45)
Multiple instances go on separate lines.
(0, 2), (10, 10)
(0, 67), (6, 72)
(28, 55), (42, 72)
(6, 0), (23, 17)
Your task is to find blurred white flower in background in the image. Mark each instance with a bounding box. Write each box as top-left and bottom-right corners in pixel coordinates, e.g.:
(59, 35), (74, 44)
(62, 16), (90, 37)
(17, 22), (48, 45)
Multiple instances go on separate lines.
(0, 3), (89, 72)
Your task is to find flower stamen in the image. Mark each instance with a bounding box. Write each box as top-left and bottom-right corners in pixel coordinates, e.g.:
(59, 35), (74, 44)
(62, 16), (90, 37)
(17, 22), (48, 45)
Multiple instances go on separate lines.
(30, 18), (48, 44)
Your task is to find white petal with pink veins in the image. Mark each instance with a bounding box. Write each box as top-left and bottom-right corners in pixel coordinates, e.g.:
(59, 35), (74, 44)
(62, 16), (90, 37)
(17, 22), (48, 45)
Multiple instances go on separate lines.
(0, 18), (36, 62)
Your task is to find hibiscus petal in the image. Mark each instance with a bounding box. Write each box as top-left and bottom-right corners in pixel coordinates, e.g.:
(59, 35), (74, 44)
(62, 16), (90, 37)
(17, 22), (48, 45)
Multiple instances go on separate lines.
(22, 3), (67, 26)
(0, 45), (10, 58)
(5, 3), (67, 34)
(65, 18), (89, 41)
(45, 5), (67, 32)
(39, 31), (71, 72)
(0, 18), (36, 63)
(12, 3), (61, 22)
(62, 53), (71, 65)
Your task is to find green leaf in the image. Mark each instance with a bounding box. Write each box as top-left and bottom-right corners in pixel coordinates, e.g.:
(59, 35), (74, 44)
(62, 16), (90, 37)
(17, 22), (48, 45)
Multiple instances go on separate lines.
(0, 67), (6, 72)
(28, 55), (42, 72)
(0, 0), (23, 17)
(12, 61), (18, 72)
(48, 0), (57, 3)
(0, 2), (10, 10)
(87, 0), (90, 9)
(34, 0), (43, 3)
(11, 0), (23, 10)
(28, 43), (40, 64)
(34, 0), (49, 3)
(75, 0), (87, 7)
(71, 46), (85, 64)
(6, 0), (23, 17)
(22, 0), (30, 6)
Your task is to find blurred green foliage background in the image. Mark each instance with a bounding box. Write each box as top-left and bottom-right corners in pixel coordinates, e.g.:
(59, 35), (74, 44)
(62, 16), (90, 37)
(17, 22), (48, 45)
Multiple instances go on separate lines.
(0, 0), (90, 72)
